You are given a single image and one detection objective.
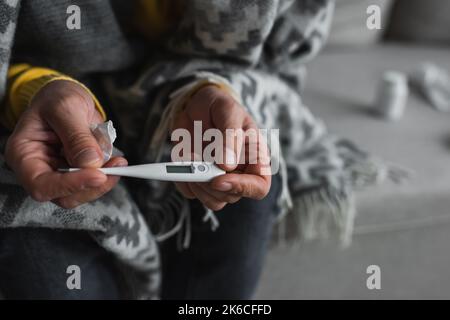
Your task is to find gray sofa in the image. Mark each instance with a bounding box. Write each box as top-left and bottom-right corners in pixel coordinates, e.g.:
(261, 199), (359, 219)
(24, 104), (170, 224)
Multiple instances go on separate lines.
(256, 1), (450, 299)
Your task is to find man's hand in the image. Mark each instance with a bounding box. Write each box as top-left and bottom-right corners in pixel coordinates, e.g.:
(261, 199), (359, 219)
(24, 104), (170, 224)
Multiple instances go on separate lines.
(172, 85), (271, 211)
(5, 80), (127, 209)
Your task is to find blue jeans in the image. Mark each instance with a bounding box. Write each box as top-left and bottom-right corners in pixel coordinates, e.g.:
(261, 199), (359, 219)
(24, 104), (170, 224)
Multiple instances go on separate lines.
(0, 176), (280, 299)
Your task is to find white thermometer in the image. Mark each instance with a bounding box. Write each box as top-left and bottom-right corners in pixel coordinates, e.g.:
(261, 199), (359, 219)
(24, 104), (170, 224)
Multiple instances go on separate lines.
(59, 162), (226, 182)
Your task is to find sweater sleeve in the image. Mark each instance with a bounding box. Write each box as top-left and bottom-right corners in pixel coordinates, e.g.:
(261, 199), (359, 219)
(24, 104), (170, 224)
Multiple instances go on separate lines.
(1, 64), (106, 130)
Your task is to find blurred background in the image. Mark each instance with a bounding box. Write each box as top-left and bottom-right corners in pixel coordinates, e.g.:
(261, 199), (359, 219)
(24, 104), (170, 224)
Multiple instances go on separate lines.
(256, 0), (450, 299)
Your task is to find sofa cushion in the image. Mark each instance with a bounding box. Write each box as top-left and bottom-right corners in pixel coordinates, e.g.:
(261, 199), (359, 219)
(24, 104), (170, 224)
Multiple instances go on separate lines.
(386, 0), (450, 46)
(327, 0), (394, 48)
(302, 44), (450, 228)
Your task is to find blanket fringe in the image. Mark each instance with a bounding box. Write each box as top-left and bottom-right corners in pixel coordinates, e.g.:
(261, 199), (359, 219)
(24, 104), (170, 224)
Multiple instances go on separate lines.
(273, 157), (412, 248)
(273, 187), (355, 248)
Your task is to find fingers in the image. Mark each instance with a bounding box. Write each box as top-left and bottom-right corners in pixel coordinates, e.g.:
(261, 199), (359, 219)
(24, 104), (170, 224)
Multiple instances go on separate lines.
(41, 87), (104, 168)
(186, 86), (245, 171)
(9, 140), (125, 206)
(5, 137), (104, 202)
(183, 86), (215, 129)
(188, 183), (227, 211)
(210, 170), (271, 200)
(175, 181), (241, 211)
(175, 86), (272, 207)
(23, 165), (107, 202)
(5, 80), (120, 209)
(53, 157), (127, 209)
(209, 93), (245, 172)
(195, 182), (241, 204)
(174, 182), (196, 199)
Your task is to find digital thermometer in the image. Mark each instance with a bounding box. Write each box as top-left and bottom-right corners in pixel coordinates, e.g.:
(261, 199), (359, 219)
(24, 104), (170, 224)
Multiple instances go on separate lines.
(59, 162), (226, 182)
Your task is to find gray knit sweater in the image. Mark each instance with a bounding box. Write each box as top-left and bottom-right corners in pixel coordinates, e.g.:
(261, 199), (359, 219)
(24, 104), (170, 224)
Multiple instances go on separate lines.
(13, 1), (138, 77)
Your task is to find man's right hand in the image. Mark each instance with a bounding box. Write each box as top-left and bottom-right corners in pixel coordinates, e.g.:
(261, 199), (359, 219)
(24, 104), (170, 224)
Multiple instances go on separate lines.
(5, 80), (127, 209)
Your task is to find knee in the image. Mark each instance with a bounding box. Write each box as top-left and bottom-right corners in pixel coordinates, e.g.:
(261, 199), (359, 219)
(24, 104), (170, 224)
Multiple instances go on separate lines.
(0, 228), (123, 299)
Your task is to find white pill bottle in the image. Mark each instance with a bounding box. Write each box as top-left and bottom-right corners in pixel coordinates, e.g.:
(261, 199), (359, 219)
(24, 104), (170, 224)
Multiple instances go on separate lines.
(375, 71), (409, 121)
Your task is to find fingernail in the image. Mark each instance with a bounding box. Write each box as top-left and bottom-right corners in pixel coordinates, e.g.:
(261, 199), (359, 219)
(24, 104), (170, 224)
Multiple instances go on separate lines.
(225, 148), (236, 165)
(86, 176), (106, 188)
(214, 182), (233, 192)
(74, 149), (101, 166)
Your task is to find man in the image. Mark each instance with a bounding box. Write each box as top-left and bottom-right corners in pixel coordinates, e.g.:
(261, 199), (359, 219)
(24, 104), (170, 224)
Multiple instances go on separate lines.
(0, 0), (348, 299)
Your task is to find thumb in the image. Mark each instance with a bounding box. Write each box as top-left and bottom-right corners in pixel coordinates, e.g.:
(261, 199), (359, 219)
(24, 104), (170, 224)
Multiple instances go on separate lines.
(46, 106), (103, 168)
(211, 96), (245, 172)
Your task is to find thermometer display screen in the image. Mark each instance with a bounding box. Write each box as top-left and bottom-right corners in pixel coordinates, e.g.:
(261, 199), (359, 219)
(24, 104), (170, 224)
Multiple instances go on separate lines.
(166, 165), (193, 174)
